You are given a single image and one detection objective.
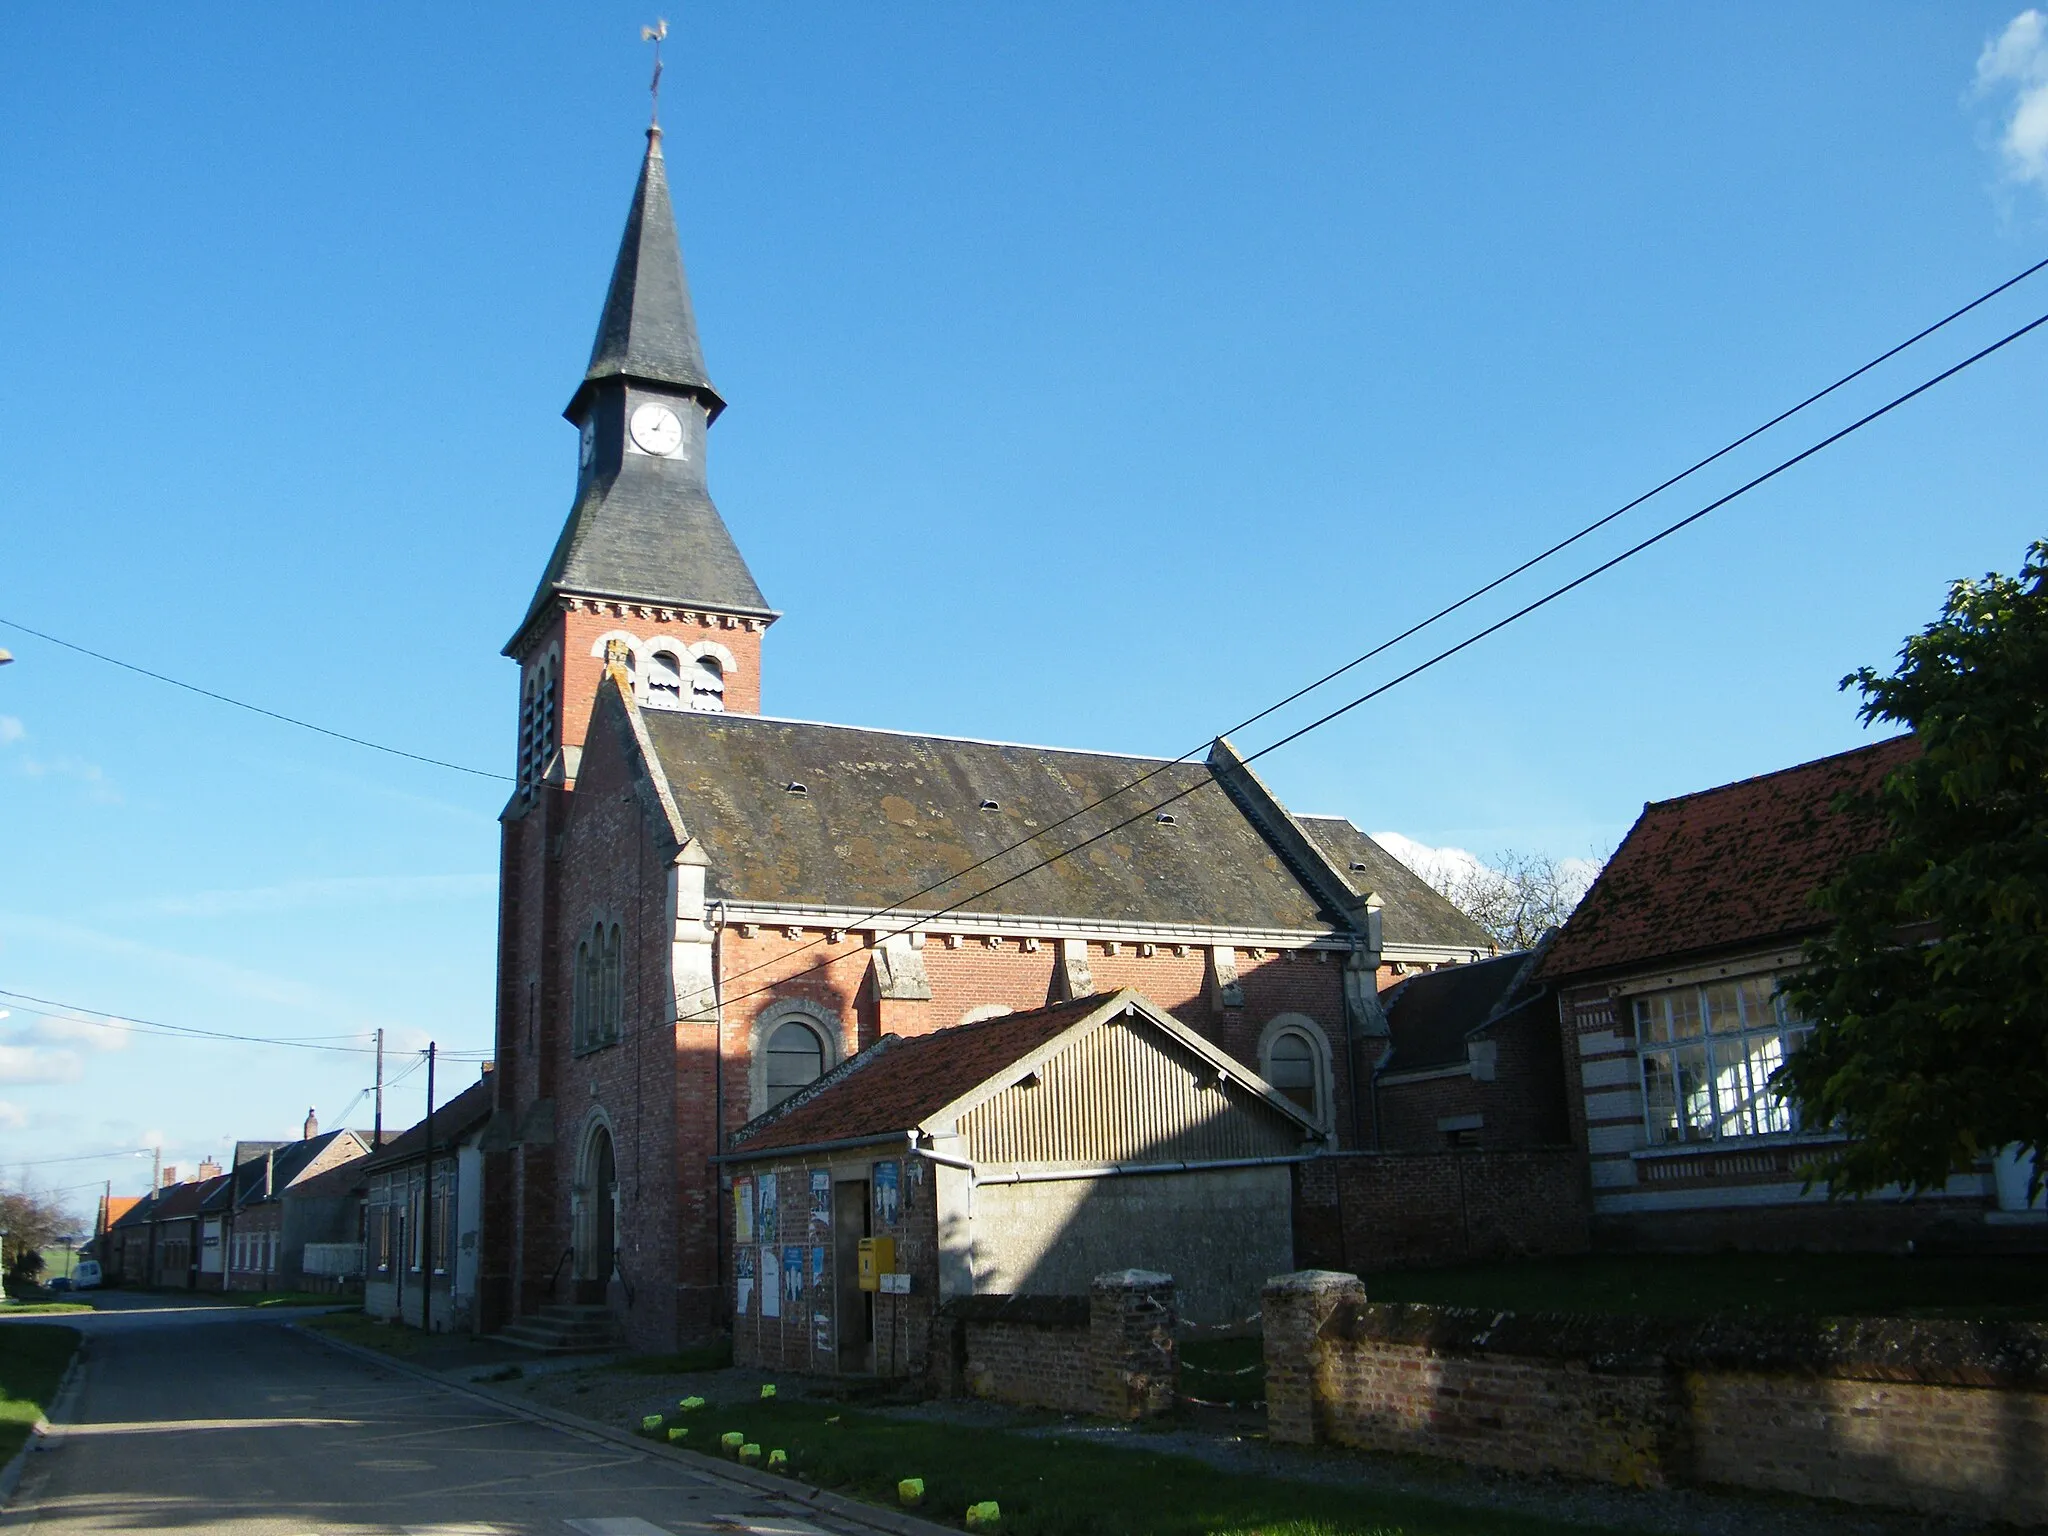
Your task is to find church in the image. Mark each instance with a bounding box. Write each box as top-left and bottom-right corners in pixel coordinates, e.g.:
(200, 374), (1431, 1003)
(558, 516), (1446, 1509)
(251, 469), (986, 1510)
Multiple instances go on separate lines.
(478, 123), (1494, 1350)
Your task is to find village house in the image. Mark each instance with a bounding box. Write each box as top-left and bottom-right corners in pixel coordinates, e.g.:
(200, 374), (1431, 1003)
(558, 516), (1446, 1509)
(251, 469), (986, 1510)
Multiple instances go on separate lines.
(1539, 736), (2021, 1250)
(479, 124), (1494, 1352)
(364, 1075), (493, 1332)
(721, 990), (1325, 1377)
(210, 1115), (372, 1293)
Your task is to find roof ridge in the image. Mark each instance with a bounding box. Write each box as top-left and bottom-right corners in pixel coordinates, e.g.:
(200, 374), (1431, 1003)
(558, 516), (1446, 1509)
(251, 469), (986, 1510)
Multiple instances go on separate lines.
(1642, 734), (1915, 810)
(647, 708), (1190, 766)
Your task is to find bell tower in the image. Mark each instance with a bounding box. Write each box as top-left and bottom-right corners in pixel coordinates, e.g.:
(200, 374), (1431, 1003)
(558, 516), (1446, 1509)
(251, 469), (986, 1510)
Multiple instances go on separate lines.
(504, 124), (776, 797)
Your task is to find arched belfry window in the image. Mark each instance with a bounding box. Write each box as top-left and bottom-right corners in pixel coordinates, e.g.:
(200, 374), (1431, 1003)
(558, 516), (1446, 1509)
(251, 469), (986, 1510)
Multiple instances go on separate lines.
(574, 921), (623, 1052)
(691, 654), (726, 712)
(1258, 1014), (1335, 1131)
(646, 649), (684, 708)
(765, 1021), (824, 1107)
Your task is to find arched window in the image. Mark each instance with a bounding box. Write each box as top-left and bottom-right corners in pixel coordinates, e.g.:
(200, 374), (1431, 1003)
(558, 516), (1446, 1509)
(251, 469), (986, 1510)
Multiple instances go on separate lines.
(690, 654), (726, 712)
(1266, 1032), (1318, 1116)
(646, 649), (684, 707)
(518, 678), (538, 791)
(1258, 1014), (1334, 1131)
(765, 1021), (825, 1107)
(572, 937), (593, 1049)
(599, 923), (622, 1043)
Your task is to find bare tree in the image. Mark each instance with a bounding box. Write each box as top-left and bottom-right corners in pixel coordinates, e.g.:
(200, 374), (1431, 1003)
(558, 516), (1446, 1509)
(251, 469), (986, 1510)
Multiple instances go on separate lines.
(0, 1186), (80, 1291)
(1413, 849), (1603, 953)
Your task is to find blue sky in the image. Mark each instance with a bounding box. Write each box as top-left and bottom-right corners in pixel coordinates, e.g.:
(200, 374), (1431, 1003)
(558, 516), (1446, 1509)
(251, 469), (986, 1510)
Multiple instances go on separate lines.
(3, 5), (2045, 1209)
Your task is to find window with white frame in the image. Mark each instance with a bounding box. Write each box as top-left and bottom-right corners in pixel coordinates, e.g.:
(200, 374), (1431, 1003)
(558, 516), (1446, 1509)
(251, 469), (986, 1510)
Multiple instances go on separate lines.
(1634, 975), (1814, 1145)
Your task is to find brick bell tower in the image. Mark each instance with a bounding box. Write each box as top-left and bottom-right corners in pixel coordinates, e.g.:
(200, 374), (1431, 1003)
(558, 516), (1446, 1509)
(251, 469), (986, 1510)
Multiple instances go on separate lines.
(503, 122), (776, 799)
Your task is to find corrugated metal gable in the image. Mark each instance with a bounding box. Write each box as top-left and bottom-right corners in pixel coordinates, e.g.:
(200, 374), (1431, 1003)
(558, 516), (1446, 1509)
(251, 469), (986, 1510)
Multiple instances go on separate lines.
(957, 1016), (1308, 1167)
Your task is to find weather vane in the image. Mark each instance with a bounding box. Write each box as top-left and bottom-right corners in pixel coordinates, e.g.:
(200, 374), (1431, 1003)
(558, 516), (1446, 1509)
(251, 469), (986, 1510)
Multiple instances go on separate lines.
(642, 18), (669, 129)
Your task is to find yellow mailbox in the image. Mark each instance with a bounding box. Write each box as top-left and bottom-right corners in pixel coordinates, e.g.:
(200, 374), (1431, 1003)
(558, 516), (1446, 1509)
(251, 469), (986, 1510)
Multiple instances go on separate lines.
(857, 1236), (895, 1291)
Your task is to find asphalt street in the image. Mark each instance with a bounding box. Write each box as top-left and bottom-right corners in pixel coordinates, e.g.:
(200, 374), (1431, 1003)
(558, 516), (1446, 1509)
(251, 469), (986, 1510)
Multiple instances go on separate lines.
(3, 1297), (866, 1536)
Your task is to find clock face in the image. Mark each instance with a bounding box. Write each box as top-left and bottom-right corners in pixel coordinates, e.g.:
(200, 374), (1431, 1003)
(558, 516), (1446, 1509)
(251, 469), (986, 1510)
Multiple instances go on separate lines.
(578, 416), (596, 469)
(629, 402), (686, 458)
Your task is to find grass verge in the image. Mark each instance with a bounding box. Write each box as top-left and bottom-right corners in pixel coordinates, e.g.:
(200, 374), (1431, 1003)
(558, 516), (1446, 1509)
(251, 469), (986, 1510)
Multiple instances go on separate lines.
(303, 1312), (441, 1358)
(1361, 1252), (2048, 1320)
(636, 1397), (1629, 1536)
(606, 1341), (733, 1375)
(0, 1302), (93, 1316)
(0, 1325), (80, 1466)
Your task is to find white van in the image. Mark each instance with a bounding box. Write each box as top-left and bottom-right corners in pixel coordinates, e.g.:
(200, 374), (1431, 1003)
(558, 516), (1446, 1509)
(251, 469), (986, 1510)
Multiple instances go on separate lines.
(71, 1260), (101, 1290)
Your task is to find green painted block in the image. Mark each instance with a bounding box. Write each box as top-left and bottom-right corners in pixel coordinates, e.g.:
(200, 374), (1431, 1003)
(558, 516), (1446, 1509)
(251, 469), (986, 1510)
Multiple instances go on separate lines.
(966, 1500), (1002, 1530)
(640, 1414), (665, 1433)
(738, 1442), (762, 1465)
(678, 1395), (707, 1412)
(759, 1383), (777, 1399)
(667, 1427), (689, 1443)
(897, 1477), (925, 1507)
(720, 1431), (745, 1455)
(767, 1448), (788, 1471)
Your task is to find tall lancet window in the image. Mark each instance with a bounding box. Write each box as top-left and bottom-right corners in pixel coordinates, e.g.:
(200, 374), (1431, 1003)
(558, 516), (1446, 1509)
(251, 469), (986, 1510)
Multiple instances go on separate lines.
(690, 654), (726, 712)
(646, 650), (684, 708)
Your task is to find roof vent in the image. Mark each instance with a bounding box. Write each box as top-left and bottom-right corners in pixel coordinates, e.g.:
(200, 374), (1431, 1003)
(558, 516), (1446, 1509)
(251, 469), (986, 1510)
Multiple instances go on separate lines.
(784, 781), (808, 796)
(1349, 860), (1369, 873)
(979, 798), (1000, 811)
(1155, 812), (1177, 826)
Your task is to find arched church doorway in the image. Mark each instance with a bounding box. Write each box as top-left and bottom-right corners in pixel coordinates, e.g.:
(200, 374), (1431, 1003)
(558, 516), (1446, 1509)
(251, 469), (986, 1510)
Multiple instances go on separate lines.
(577, 1124), (618, 1305)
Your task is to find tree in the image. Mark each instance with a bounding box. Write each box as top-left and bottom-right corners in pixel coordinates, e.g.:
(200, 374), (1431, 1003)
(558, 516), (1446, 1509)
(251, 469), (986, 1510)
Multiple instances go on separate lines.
(1779, 539), (2048, 1198)
(0, 1187), (75, 1292)
(1416, 848), (1603, 953)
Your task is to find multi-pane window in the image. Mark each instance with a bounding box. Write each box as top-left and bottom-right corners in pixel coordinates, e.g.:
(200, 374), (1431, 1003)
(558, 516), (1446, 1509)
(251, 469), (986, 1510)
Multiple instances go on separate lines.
(1635, 976), (1814, 1145)
(431, 1164), (453, 1274)
(572, 922), (624, 1051)
(1265, 1031), (1320, 1119)
(765, 1021), (825, 1108)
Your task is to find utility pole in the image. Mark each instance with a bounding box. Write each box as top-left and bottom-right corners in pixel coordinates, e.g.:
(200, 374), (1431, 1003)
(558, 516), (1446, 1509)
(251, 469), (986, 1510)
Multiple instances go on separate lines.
(152, 1146), (161, 1194)
(422, 1042), (435, 1336)
(374, 1028), (385, 1145)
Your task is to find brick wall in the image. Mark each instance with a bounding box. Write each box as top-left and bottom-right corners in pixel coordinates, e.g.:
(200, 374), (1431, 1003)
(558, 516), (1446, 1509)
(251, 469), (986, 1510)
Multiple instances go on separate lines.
(1264, 1273), (2048, 1525)
(929, 1273), (1179, 1420)
(1292, 1149), (1589, 1273)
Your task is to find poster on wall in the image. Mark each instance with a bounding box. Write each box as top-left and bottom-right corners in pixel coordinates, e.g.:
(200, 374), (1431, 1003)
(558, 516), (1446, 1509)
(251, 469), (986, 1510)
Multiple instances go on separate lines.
(760, 1246), (781, 1318)
(810, 1245), (827, 1292)
(758, 1173), (780, 1244)
(809, 1170), (830, 1230)
(736, 1245), (755, 1315)
(873, 1160), (900, 1226)
(734, 1177), (754, 1244)
(813, 1309), (831, 1354)
(782, 1245), (803, 1305)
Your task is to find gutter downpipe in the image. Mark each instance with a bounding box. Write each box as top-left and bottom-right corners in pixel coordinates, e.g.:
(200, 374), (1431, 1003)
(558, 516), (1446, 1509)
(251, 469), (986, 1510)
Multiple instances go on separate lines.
(710, 901), (727, 1313)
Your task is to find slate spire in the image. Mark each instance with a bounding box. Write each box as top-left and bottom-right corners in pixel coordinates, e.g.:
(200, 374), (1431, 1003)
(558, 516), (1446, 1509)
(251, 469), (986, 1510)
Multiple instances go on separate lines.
(572, 125), (725, 422)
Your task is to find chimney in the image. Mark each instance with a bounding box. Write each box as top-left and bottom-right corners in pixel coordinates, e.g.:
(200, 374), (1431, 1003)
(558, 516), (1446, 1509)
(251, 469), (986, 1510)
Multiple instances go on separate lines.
(161, 1165), (177, 1184)
(303, 1107), (319, 1140)
(197, 1159), (222, 1180)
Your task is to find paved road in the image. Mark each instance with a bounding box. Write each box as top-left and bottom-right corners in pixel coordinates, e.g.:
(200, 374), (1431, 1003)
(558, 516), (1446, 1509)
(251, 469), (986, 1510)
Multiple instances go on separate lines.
(4, 1298), (860, 1536)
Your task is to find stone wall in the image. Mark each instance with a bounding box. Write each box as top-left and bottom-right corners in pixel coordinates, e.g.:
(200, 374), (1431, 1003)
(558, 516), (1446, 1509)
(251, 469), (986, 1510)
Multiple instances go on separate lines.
(1264, 1271), (2048, 1526)
(930, 1271), (1179, 1420)
(1292, 1148), (1589, 1273)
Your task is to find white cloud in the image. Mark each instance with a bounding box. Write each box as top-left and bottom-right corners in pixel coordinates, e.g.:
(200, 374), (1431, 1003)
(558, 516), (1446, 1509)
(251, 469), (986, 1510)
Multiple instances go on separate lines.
(1371, 832), (1605, 897)
(29, 1014), (131, 1053)
(0, 717), (23, 747)
(1977, 10), (2048, 190)
(0, 1102), (29, 1131)
(0, 1045), (84, 1085)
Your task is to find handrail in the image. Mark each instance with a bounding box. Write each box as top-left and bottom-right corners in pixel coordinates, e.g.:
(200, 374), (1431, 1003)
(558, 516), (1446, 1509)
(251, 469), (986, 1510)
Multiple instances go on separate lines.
(548, 1245), (575, 1297)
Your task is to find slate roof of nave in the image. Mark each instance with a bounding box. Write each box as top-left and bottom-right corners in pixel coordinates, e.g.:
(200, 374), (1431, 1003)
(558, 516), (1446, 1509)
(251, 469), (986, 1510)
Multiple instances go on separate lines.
(641, 711), (1342, 934)
(1295, 816), (1495, 952)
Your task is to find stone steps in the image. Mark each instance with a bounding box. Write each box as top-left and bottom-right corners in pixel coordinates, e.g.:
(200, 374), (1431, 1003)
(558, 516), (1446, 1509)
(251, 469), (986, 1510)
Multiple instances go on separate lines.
(496, 1304), (625, 1354)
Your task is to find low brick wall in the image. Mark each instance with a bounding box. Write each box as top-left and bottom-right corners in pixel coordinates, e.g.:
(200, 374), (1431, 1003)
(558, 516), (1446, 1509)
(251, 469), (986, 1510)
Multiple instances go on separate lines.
(1294, 1149), (1589, 1272)
(930, 1271), (1178, 1420)
(1264, 1271), (2048, 1525)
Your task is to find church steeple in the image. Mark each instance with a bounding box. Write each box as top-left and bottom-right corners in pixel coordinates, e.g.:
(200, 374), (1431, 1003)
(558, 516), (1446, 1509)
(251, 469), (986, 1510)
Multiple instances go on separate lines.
(570, 126), (724, 425)
(505, 126), (774, 778)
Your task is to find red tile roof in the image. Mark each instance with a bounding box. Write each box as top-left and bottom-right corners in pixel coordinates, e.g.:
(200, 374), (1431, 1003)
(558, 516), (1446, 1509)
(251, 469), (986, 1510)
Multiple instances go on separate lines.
(727, 993), (1114, 1157)
(1540, 736), (1917, 982)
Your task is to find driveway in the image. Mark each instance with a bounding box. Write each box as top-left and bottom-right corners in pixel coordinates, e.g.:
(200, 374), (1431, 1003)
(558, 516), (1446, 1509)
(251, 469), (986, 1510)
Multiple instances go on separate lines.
(3, 1298), (876, 1535)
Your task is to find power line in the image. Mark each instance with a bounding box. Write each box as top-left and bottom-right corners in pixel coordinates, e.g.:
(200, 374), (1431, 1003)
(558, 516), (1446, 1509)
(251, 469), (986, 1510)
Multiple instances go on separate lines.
(0, 1146), (154, 1169)
(0, 618), (512, 783)
(706, 254), (2048, 1001)
(0, 987), (490, 1060)
(707, 301), (2048, 1017)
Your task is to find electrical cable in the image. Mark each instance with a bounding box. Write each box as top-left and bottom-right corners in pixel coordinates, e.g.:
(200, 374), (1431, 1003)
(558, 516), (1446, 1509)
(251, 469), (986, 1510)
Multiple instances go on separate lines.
(705, 254), (2048, 1001)
(0, 618), (512, 782)
(707, 302), (2048, 1017)
(0, 987), (489, 1059)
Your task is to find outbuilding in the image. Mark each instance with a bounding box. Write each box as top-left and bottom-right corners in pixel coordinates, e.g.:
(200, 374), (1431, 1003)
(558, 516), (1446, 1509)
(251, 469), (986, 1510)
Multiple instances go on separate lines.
(720, 989), (1327, 1378)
